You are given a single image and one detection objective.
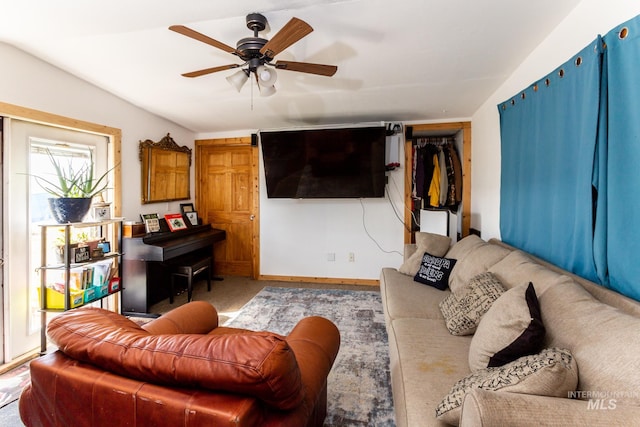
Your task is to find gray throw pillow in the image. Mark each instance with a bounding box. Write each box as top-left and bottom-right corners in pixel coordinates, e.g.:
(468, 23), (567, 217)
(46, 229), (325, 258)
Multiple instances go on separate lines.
(468, 282), (545, 371)
(398, 232), (451, 276)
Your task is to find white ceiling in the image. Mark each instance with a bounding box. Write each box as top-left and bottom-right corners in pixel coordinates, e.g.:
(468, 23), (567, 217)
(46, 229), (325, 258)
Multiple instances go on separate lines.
(0, 0), (581, 133)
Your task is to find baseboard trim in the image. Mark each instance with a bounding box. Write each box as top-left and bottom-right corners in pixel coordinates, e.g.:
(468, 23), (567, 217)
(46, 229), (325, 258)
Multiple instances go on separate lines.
(258, 274), (379, 287)
(0, 349), (40, 374)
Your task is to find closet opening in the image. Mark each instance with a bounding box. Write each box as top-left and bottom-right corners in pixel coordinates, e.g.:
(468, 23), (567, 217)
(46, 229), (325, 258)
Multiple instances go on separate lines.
(404, 122), (471, 244)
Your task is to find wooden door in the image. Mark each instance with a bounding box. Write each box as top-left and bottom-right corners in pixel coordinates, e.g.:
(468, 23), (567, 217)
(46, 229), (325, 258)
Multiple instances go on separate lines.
(196, 138), (259, 278)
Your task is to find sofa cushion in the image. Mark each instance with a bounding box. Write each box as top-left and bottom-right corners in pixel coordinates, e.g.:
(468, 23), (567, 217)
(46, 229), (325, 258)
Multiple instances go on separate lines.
(413, 252), (457, 290)
(399, 232), (452, 276)
(445, 236), (511, 295)
(380, 268), (450, 322)
(468, 282), (545, 371)
(439, 272), (506, 336)
(46, 307), (304, 410)
(488, 249), (562, 293)
(539, 277), (640, 405)
(435, 347), (577, 425)
(387, 317), (472, 427)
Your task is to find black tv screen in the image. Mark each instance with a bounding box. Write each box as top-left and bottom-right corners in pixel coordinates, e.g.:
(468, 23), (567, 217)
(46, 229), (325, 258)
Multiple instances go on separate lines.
(260, 126), (387, 198)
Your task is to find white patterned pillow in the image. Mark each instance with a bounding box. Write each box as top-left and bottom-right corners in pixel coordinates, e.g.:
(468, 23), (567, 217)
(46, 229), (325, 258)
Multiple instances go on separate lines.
(439, 272), (506, 336)
(435, 348), (578, 425)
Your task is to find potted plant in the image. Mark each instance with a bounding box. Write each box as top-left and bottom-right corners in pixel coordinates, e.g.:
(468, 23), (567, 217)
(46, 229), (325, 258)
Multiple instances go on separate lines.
(32, 149), (115, 223)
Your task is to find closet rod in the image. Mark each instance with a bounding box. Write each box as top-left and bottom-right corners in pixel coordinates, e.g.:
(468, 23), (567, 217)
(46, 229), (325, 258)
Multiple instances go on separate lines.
(413, 136), (455, 146)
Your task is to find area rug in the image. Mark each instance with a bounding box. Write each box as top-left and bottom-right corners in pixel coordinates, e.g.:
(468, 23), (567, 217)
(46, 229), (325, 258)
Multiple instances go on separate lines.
(0, 363), (30, 409)
(224, 286), (395, 426)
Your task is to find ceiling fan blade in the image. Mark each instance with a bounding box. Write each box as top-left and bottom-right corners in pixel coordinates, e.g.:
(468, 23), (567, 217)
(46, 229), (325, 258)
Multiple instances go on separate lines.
(260, 17), (313, 59)
(169, 25), (238, 55)
(182, 64), (240, 78)
(274, 60), (337, 76)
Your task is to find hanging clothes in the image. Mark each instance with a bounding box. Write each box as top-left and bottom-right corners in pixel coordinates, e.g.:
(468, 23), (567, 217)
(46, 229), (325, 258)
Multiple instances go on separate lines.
(428, 153), (440, 207)
(448, 144), (463, 206)
(414, 145), (424, 199)
(438, 147), (448, 207)
(411, 137), (463, 211)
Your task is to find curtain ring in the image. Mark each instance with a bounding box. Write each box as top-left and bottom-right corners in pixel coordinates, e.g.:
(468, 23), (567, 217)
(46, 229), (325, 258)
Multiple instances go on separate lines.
(619, 27), (629, 40)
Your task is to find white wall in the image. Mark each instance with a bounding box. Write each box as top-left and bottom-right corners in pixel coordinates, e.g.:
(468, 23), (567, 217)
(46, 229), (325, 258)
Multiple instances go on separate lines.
(258, 163), (406, 280)
(470, 0), (640, 240)
(0, 42), (196, 222)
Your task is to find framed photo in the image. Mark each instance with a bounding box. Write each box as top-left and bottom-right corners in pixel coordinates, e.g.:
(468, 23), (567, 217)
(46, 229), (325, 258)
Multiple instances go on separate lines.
(180, 203), (195, 214)
(164, 213), (188, 232)
(186, 211), (198, 226)
(141, 213), (160, 233)
(72, 246), (90, 263)
(93, 206), (111, 220)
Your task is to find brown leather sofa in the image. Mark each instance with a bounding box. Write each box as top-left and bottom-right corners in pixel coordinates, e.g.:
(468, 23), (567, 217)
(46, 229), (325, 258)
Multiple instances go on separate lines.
(19, 301), (340, 427)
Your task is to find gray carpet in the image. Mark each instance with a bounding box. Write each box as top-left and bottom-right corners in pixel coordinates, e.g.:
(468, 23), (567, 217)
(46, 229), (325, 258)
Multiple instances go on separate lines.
(224, 286), (395, 426)
(0, 401), (20, 426)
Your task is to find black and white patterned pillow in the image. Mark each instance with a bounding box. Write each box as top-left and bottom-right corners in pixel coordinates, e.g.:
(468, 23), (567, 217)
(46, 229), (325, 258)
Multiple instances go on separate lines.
(439, 272), (506, 335)
(413, 252), (457, 290)
(435, 348), (577, 425)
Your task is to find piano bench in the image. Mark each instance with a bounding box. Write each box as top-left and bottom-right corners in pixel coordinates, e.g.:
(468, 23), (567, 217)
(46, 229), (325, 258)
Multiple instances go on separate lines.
(169, 255), (212, 304)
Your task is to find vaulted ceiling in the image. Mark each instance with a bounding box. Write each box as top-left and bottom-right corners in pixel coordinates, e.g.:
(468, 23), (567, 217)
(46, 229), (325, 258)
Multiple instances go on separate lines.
(0, 0), (581, 133)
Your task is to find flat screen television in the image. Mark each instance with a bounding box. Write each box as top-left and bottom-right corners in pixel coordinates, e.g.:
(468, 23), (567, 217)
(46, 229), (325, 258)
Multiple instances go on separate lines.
(260, 126), (387, 199)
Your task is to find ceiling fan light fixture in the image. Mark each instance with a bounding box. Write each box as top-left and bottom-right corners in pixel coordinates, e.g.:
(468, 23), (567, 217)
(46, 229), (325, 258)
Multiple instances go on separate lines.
(226, 69), (250, 92)
(259, 84), (277, 97)
(256, 65), (277, 87)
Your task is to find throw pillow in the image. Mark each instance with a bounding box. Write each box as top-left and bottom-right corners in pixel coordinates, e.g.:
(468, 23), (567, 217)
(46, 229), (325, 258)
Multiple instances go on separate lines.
(413, 252), (457, 290)
(439, 272), (506, 335)
(398, 232), (451, 276)
(468, 282), (545, 371)
(435, 348), (578, 425)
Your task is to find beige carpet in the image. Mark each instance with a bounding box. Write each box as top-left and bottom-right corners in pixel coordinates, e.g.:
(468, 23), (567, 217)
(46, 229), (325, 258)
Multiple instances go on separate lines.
(150, 275), (378, 323)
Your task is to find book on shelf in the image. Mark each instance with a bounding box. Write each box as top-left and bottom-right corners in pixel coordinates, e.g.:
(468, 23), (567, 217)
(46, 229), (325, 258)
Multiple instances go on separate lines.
(91, 260), (113, 287)
(164, 213), (188, 232)
(141, 213), (160, 233)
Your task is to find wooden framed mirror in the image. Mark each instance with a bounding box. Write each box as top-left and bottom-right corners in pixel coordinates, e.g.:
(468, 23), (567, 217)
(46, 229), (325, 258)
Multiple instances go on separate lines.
(139, 133), (191, 204)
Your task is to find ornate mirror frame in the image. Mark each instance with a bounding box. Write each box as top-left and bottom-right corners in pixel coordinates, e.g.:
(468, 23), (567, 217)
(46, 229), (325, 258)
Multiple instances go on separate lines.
(139, 133), (192, 204)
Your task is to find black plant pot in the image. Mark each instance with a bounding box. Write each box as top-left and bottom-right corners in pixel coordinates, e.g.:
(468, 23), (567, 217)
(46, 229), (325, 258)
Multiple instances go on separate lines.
(48, 198), (92, 223)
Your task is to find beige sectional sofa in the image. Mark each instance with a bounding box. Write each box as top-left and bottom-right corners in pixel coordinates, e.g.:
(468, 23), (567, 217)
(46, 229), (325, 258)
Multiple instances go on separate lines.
(380, 233), (640, 426)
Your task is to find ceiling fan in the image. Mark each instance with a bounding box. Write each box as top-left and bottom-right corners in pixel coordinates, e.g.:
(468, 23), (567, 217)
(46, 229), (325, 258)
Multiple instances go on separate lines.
(169, 13), (338, 97)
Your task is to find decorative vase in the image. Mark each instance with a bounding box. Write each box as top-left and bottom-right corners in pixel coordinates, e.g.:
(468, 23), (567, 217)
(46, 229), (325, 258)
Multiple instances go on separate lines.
(48, 198), (92, 223)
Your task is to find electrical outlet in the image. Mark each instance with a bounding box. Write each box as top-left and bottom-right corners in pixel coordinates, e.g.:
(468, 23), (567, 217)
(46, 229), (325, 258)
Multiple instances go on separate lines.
(348, 252), (355, 262)
(327, 252), (336, 262)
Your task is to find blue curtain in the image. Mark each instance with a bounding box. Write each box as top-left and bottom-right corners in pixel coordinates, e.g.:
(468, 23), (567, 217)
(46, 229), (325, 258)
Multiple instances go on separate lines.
(499, 40), (602, 283)
(499, 13), (640, 301)
(600, 16), (640, 301)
